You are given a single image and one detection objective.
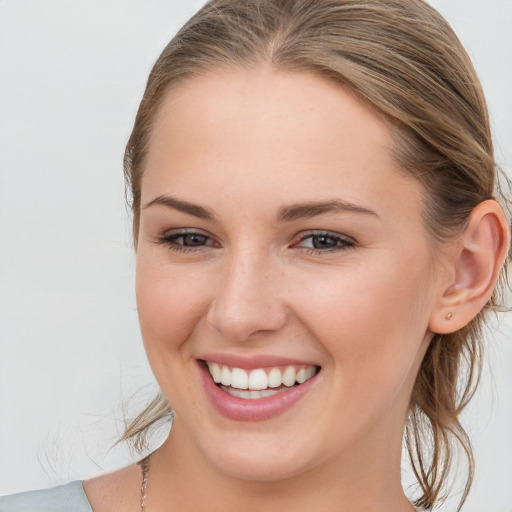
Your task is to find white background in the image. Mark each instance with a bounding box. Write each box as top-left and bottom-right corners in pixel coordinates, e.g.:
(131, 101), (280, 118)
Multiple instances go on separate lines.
(0, 1), (510, 510)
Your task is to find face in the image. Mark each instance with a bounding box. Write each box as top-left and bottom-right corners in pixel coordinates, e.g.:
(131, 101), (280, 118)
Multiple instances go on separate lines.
(136, 67), (442, 482)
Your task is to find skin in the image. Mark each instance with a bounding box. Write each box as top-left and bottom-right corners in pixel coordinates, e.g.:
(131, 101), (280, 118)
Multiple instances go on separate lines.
(85, 66), (510, 511)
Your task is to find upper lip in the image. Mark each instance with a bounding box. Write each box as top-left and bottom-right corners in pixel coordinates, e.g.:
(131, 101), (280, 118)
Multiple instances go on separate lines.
(199, 353), (319, 370)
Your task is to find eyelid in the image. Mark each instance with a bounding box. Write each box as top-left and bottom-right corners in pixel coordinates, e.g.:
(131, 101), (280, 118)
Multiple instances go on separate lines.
(294, 229), (354, 241)
(161, 227), (212, 238)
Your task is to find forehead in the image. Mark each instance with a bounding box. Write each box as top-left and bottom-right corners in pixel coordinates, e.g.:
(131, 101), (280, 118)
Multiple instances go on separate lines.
(142, 66), (423, 222)
(148, 66), (392, 168)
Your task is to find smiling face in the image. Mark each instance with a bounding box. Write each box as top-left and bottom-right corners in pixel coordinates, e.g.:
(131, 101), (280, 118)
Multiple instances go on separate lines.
(135, 66), (443, 483)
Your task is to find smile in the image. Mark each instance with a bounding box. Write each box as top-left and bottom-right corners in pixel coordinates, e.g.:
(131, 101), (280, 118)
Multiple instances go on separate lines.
(206, 362), (318, 399)
(199, 355), (321, 420)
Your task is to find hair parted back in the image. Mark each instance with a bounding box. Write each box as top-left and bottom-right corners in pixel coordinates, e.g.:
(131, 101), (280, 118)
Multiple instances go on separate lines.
(123, 1), (512, 509)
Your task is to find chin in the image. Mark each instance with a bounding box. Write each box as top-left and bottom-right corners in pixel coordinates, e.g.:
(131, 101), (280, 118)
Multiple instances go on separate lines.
(187, 424), (326, 483)
(208, 444), (317, 482)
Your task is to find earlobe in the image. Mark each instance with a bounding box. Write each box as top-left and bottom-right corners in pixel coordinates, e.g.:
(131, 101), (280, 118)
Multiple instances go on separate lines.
(429, 200), (511, 334)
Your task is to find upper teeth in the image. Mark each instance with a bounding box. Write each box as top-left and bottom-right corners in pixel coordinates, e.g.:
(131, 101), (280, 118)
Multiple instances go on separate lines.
(206, 362), (317, 390)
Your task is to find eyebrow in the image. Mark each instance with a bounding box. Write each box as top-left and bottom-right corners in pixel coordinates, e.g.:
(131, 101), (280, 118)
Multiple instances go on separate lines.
(276, 199), (379, 222)
(143, 195), (379, 222)
(143, 195), (215, 221)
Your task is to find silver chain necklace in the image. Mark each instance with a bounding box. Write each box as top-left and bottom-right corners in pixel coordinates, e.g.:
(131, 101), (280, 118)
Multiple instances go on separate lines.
(138, 455), (151, 512)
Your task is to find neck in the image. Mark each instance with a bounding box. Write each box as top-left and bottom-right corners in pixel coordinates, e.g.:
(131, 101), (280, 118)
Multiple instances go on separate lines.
(145, 419), (415, 512)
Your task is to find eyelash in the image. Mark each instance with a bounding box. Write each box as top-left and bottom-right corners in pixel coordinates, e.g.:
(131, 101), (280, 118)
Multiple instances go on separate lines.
(294, 231), (355, 254)
(155, 230), (355, 255)
(155, 230), (218, 254)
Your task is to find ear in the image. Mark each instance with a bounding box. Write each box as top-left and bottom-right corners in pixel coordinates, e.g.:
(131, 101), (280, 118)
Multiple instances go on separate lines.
(429, 199), (511, 334)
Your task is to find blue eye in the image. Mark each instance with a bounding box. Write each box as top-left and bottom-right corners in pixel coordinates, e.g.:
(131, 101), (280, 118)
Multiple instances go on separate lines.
(156, 229), (353, 255)
(176, 233), (209, 246)
(295, 232), (355, 253)
(157, 230), (217, 253)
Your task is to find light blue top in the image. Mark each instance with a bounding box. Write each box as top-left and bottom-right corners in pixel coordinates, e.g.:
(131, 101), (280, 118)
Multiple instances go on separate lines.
(0, 481), (93, 512)
(0, 481), (427, 511)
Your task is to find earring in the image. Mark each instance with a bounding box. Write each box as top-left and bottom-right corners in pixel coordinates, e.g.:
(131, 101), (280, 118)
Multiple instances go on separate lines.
(445, 312), (453, 320)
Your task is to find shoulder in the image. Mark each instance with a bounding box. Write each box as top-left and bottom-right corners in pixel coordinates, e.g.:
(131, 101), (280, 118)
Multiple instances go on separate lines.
(0, 481), (92, 512)
(0, 464), (142, 512)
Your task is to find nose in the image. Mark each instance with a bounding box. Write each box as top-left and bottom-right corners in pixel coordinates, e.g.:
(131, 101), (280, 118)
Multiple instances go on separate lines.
(206, 251), (288, 342)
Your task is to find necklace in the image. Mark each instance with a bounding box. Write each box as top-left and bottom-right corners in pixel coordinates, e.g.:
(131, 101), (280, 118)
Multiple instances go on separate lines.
(138, 455), (151, 512)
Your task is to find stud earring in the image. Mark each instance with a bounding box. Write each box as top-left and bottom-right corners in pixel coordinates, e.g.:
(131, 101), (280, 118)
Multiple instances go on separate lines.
(445, 312), (453, 320)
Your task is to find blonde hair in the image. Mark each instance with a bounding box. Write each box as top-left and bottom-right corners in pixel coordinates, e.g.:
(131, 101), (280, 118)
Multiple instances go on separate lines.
(123, 1), (512, 509)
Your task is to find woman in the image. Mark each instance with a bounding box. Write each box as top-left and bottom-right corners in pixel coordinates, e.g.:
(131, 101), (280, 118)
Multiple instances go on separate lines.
(1, 0), (510, 511)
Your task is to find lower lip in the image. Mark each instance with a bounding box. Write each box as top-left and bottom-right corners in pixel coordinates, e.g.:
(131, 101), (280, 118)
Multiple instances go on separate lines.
(199, 362), (318, 421)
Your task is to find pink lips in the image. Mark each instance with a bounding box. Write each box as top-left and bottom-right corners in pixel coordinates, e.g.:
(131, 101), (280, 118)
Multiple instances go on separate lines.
(198, 358), (319, 422)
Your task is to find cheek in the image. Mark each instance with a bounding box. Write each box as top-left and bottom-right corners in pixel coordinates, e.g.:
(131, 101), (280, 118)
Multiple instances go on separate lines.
(135, 255), (216, 410)
(289, 253), (433, 380)
(285, 255), (434, 438)
(135, 254), (211, 358)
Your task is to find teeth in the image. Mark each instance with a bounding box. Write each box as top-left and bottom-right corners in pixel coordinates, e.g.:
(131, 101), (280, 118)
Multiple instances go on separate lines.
(221, 385), (290, 399)
(206, 362), (318, 393)
(231, 368), (249, 389)
(268, 367), (282, 388)
(220, 365), (231, 386)
(296, 368), (308, 384)
(282, 366), (296, 387)
(248, 369), (267, 390)
(209, 362), (221, 383)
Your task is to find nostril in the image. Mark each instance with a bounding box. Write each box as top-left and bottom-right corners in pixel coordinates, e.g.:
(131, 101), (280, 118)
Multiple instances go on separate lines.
(205, 303), (288, 342)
